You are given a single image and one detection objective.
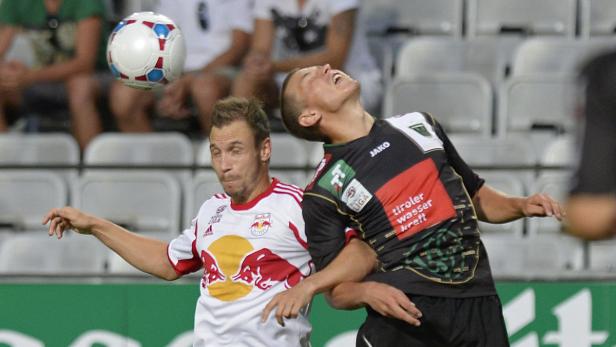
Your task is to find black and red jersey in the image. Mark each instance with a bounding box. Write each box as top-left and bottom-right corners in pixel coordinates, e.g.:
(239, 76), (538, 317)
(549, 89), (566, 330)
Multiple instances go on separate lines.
(303, 112), (496, 297)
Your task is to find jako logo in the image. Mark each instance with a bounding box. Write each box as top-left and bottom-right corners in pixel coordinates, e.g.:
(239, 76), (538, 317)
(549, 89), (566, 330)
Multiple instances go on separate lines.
(370, 141), (390, 157)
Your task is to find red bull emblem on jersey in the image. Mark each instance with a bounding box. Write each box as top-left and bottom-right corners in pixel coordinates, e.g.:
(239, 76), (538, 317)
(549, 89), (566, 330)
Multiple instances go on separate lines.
(233, 248), (305, 289)
(249, 213), (272, 236)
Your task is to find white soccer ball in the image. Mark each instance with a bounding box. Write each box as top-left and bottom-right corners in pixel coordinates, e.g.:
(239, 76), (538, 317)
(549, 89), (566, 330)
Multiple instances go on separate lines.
(106, 12), (186, 90)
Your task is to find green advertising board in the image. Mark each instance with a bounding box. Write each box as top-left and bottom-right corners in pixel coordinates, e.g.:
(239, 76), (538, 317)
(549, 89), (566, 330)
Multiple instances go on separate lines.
(0, 281), (615, 346)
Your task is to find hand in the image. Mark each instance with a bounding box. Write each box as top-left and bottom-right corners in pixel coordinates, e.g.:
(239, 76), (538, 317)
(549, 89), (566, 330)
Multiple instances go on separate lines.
(360, 282), (422, 326)
(42, 207), (97, 239)
(522, 193), (564, 221)
(0, 61), (30, 91)
(261, 280), (316, 326)
(157, 77), (191, 119)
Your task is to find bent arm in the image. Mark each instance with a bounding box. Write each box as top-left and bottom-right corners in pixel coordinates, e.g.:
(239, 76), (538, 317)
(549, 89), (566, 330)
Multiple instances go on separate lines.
(472, 184), (563, 223)
(90, 218), (180, 281)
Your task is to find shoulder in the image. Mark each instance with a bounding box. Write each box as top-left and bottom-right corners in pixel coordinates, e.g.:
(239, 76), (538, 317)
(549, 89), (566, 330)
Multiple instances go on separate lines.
(195, 193), (230, 217)
(271, 180), (303, 208)
(384, 112), (436, 129)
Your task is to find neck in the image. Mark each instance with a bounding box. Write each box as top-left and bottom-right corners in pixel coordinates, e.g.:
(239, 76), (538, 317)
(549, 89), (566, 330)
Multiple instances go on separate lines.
(327, 104), (375, 144)
(231, 169), (272, 205)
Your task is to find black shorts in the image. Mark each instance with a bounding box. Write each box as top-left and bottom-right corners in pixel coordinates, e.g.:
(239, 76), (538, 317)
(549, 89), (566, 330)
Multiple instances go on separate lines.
(356, 294), (509, 347)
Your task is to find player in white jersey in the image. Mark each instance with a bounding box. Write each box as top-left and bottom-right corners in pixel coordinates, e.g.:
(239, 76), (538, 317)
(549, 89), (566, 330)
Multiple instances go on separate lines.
(110, 0), (253, 134)
(43, 97), (376, 346)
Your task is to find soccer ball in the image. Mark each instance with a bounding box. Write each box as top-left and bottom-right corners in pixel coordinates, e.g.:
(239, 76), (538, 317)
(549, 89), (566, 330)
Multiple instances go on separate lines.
(106, 12), (186, 90)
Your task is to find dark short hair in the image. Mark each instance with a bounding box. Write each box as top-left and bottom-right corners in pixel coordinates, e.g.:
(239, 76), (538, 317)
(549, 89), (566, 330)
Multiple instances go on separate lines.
(211, 97), (270, 147)
(280, 68), (329, 142)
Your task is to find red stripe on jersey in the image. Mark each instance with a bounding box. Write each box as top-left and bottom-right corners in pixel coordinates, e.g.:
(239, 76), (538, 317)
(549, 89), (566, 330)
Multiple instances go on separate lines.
(273, 189), (302, 207)
(274, 187), (304, 200)
(276, 181), (304, 195)
(166, 220), (202, 276)
(289, 221), (308, 250)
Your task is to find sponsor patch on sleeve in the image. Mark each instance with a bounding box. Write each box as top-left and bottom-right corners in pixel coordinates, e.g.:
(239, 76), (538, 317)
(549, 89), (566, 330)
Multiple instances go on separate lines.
(386, 113), (444, 152)
(341, 179), (372, 212)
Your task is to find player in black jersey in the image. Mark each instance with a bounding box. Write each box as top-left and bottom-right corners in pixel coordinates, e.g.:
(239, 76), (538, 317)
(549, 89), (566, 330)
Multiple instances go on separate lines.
(276, 64), (564, 346)
(567, 51), (616, 240)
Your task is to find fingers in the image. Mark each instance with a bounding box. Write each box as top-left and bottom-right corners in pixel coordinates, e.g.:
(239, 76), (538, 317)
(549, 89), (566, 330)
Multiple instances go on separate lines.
(261, 295), (279, 323)
(528, 194), (564, 220)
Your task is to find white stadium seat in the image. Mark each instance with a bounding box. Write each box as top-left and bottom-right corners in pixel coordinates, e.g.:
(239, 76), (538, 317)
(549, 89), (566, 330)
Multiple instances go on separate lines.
(467, 0), (576, 37)
(0, 133), (79, 182)
(581, 0), (616, 37)
(72, 172), (181, 236)
(383, 73), (493, 136)
(0, 171), (67, 232)
(0, 234), (107, 274)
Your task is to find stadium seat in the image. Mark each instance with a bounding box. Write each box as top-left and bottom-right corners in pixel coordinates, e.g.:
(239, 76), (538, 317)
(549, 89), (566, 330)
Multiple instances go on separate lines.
(511, 38), (616, 77)
(269, 133), (309, 187)
(383, 73), (493, 136)
(448, 134), (537, 187)
(395, 37), (519, 86)
(195, 138), (211, 170)
(588, 239), (616, 272)
(498, 75), (577, 135)
(527, 173), (570, 235)
(467, 0), (577, 37)
(84, 132), (194, 182)
(184, 171), (221, 228)
(581, 0), (616, 37)
(0, 133), (79, 183)
(359, 0), (463, 37)
(72, 172), (181, 235)
(0, 234), (107, 274)
(476, 172), (526, 236)
(0, 171), (67, 232)
(540, 135), (576, 168)
(482, 233), (584, 277)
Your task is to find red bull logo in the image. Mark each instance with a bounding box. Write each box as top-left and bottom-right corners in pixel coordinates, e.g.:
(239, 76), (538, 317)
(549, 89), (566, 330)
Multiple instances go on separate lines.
(200, 250), (225, 288)
(201, 235), (306, 302)
(232, 248), (305, 290)
(249, 213), (272, 236)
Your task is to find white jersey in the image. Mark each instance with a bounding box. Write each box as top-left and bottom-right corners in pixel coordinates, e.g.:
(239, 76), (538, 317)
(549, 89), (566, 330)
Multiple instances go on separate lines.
(254, 0), (382, 110)
(167, 178), (312, 347)
(156, 0), (253, 71)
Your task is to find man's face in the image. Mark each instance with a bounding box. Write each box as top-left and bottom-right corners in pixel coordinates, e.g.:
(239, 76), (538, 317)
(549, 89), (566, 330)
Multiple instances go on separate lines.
(288, 64), (360, 113)
(209, 120), (268, 203)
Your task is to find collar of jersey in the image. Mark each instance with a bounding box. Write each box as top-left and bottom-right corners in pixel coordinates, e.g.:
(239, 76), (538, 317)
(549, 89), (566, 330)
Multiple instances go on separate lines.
(230, 177), (279, 211)
(323, 118), (379, 149)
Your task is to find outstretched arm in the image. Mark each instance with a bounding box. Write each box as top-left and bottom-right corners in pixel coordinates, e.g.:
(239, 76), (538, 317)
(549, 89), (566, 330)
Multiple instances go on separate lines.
(325, 281), (422, 326)
(261, 238), (375, 325)
(42, 207), (179, 281)
(472, 184), (564, 223)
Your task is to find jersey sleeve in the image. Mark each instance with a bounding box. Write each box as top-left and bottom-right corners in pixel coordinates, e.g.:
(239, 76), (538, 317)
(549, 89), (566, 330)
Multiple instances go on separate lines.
(167, 217), (202, 276)
(302, 193), (351, 271)
(0, 1), (19, 25)
(430, 115), (485, 197)
(228, 0), (254, 33)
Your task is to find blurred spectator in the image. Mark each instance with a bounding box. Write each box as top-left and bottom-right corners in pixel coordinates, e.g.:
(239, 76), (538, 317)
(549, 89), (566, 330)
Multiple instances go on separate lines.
(109, 0), (252, 135)
(567, 50), (616, 239)
(0, 0), (109, 149)
(232, 0), (382, 115)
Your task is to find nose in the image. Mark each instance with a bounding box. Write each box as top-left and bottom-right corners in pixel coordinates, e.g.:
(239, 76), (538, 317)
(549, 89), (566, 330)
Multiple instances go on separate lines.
(322, 64), (331, 75)
(219, 153), (233, 173)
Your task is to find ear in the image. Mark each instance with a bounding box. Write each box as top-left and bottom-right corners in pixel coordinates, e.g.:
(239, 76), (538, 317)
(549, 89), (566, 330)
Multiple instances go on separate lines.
(298, 109), (322, 128)
(259, 137), (272, 162)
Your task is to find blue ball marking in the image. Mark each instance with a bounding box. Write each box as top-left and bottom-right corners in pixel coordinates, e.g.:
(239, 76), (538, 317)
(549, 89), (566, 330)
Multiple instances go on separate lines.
(147, 68), (165, 82)
(109, 63), (120, 78)
(153, 23), (171, 38)
(112, 21), (126, 33)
